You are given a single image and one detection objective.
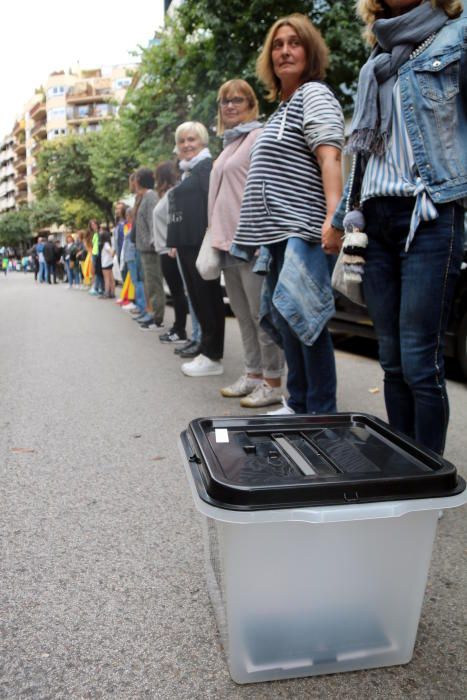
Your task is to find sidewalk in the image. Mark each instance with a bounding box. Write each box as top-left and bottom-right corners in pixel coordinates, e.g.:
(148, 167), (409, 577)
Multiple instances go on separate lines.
(1, 275), (466, 699)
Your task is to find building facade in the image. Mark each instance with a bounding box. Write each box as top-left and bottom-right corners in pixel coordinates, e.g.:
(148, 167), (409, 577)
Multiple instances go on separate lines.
(0, 134), (16, 213)
(4, 64), (135, 210)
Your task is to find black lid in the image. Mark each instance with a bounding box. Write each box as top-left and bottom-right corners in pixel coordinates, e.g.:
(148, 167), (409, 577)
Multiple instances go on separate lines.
(182, 413), (465, 511)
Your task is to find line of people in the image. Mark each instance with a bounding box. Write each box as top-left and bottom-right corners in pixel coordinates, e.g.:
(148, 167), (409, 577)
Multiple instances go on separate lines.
(32, 3), (467, 454)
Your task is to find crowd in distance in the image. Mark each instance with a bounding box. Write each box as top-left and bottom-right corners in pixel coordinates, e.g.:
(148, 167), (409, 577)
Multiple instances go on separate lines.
(20, 2), (467, 456)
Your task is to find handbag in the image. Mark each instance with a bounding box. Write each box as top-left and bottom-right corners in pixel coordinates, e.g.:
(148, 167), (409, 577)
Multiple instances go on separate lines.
(196, 227), (221, 280)
(196, 135), (248, 281)
(331, 246), (365, 307)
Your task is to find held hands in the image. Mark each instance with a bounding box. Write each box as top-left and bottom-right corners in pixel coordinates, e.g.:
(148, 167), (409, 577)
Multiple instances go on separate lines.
(321, 218), (344, 256)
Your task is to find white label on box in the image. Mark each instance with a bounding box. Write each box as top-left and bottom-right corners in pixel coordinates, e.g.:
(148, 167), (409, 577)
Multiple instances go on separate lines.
(215, 428), (229, 443)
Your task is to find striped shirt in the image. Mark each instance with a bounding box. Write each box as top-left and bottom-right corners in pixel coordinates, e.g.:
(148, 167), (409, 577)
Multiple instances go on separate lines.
(234, 82), (344, 246)
(361, 81), (438, 250)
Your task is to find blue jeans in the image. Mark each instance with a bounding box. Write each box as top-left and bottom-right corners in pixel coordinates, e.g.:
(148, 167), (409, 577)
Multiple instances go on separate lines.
(126, 254), (146, 313)
(38, 261), (47, 283)
(64, 260), (74, 287)
(269, 242), (337, 414)
(362, 197), (464, 454)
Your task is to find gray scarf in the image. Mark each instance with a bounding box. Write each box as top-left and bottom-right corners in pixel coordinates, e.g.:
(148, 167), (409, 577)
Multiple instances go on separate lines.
(347, 1), (448, 155)
(222, 120), (262, 147)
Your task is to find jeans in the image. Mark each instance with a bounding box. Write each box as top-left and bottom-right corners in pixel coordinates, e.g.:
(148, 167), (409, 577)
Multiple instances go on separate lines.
(92, 254), (104, 293)
(140, 251), (165, 324)
(64, 260), (74, 287)
(362, 197), (464, 454)
(38, 261), (47, 283)
(269, 242), (337, 413)
(223, 260), (284, 378)
(126, 256), (146, 313)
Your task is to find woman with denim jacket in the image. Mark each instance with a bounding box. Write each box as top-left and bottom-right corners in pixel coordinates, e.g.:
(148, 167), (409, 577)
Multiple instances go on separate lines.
(232, 13), (345, 415)
(329, 0), (466, 454)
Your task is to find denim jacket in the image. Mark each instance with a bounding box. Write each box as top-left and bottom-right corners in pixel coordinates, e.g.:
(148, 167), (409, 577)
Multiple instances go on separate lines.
(258, 237), (335, 347)
(333, 17), (467, 230)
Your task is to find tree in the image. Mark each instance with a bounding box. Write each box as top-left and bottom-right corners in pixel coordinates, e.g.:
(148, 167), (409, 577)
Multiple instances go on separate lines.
(88, 121), (139, 205)
(0, 209), (31, 247)
(29, 196), (63, 232)
(34, 135), (113, 220)
(122, 0), (366, 160)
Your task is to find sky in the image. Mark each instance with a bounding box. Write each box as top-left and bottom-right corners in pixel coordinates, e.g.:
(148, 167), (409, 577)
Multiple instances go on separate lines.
(0, 0), (165, 138)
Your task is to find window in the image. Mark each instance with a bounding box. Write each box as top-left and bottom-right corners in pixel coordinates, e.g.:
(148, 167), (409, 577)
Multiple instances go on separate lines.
(114, 77), (131, 90)
(95, 103), (110, 117)
(47, 107), (66, 120)
(47, 85), (67, 98)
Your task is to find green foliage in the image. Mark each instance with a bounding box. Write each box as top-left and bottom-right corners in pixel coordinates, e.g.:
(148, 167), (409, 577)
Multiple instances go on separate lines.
(29, 196), (63, 231)
(34, 135), (113, 219)
(61, 199), (104, 230)
(0, 209), (32, 246)
(122, 0), (366, 159)
(88, 121), (139, 204)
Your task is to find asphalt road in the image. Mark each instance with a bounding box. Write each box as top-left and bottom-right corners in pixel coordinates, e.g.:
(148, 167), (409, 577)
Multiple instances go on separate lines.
(1, 274), (466, 700)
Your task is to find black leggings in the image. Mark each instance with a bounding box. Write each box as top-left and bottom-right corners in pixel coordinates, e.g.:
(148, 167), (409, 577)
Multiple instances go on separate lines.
(177, 247), (225, 360)
(161, 254), (188, 336)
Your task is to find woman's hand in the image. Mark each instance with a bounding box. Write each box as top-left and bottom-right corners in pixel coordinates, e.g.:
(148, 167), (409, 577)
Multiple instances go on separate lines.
(322, 221), (343, 255)
(168, 248), (177, 259)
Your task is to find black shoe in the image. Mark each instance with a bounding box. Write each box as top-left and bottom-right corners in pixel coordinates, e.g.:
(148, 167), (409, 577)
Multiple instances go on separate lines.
(174, 339), (195, 355)
(179, 343), (201, 358)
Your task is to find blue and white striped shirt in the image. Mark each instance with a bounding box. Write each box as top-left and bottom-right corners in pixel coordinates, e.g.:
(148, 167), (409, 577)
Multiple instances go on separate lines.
(361, 81), (438, 250)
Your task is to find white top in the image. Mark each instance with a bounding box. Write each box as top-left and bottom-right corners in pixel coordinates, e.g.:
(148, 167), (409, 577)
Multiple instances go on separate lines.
(101, 242), (114, 268)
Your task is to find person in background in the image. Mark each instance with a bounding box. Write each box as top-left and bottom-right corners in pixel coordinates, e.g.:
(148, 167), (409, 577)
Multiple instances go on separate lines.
(100, 231), (116, 298)
(36, 237), (46, 283)
(63, 234), (76, 289)
(43, 235), (57, 284)
(134, 167), (165, 331)
(233, 13), (344, 415)
(89, 220), (104, 296)
(211, 78), (284, 408)
(167, 121), (225, 377)
(122, 207), (147, 316)
(328, 0), (466, 455)
(153, 160), (189, 344)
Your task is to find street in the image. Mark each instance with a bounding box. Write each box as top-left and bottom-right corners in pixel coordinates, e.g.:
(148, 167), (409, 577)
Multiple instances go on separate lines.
(1, 273), (466, 700)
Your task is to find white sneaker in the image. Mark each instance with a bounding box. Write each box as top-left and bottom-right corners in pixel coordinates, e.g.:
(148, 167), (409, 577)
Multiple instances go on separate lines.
(181, 354), (224, 377)
(121, 302), (137, 312)
(240, 381), (283, 408)
(220, 374), (261, 398)
(266, 397), (295, 415)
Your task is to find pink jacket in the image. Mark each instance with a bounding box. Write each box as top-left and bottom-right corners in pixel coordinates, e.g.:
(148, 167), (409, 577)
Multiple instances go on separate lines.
(208, 128), (261, 251)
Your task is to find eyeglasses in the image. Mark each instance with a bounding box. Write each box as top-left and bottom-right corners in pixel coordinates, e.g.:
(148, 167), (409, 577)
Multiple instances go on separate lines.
(220, 97), (247, 107)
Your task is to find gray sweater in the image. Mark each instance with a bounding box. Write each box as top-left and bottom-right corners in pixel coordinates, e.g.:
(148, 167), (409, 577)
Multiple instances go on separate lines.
(135, 189), (158, 253)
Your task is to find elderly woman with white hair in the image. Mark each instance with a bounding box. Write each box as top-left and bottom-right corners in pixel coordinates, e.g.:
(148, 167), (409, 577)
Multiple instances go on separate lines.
(167, 121), (225, 377)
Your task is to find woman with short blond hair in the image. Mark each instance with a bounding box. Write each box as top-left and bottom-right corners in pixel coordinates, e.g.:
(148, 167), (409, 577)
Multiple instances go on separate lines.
(329, 0), (466, 454)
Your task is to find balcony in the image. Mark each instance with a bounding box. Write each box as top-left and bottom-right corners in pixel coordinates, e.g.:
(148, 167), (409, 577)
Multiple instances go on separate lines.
(14, 141), (26, 157)
(30, 99), (46, 121)
(66, 83), (113, 105)
(15, 174), (27, 190)
(16, 191), (28, 205)
(67, 103), (114, 125)
(31, 140), (43, 156)
(31, 121), (47, 140)
(13, 119), (25, 137)
(16, 159), (27, 174)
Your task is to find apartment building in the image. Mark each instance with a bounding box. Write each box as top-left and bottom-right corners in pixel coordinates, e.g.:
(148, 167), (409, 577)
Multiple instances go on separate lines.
(6, 64), (135, 209)
(0, 134), (16, 213)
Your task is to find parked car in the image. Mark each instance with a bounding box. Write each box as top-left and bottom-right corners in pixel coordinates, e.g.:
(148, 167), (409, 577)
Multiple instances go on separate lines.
(329, 243), (467, 381)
